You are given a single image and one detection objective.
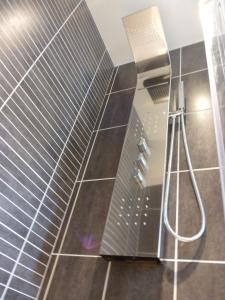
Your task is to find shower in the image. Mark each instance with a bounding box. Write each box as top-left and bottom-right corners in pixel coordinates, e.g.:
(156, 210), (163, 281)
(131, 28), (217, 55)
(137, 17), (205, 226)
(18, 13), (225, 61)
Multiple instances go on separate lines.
(100, 6), (206, 262)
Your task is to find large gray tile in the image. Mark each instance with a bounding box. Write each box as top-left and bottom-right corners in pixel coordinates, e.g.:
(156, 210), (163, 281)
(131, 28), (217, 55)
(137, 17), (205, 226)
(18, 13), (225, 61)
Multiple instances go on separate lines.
(53, 183), (81, 253)
(0, 285), (4, 299)
(0, 1), (113, 299)
(181, 42), (207, 74)
(61, 180), (114, 254)
(4, 289), (32, 300)
(84, 127), (127, 179)
(111, 62), (137, 92)
(106, 67), (119, 94)
(100, 90), (134, 129)
(170, 48), (180, 77)
(179, 110), (218, 170)
(182, 70), (211, 112)
(77, 132), (97, 181)
(177, 262), (225, 300)
(46, 257), (108, 300)
(10, 276), (38, 299)
(178, 170), (225, 260)
(94, 95), (109, 130)
(106, 261), (174, 300)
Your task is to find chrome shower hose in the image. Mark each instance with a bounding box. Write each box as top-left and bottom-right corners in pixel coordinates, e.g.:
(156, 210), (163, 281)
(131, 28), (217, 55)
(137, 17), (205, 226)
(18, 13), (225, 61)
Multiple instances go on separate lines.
(163, 110), (206, 242)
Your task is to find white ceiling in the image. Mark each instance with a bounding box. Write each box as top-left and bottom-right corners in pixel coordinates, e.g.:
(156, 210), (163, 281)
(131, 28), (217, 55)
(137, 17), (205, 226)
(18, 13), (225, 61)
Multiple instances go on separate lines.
(87, 0), (204, 66)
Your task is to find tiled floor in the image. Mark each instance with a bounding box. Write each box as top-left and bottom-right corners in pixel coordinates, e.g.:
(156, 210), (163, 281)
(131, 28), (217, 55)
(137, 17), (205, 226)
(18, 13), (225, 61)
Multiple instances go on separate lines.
(41, 42), (225, 300)
(61, 180), (114, 255)
(177, 262), (225, 300)
(46, 257), (108, 300)
(105, 261), (174, 300)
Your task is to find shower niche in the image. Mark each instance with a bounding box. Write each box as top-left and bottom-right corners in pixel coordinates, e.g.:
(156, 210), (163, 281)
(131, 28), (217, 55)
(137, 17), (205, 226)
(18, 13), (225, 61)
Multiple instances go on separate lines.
(100, 6), (171, 260)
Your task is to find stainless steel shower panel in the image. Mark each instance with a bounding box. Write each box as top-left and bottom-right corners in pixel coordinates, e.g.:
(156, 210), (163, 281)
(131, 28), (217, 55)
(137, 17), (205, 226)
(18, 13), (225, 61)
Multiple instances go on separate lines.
(100, 6), (171, 260)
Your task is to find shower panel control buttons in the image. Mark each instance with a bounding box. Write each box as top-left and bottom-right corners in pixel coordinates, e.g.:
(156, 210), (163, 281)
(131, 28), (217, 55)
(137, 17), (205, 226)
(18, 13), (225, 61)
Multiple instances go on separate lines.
(138, 137), (151, 156)
(132, 168), (145, 187)
(136, 153), (148, 172)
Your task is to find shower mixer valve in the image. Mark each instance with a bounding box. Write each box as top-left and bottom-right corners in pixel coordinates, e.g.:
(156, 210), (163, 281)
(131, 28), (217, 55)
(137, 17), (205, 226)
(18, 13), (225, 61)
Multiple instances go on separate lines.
(136, 153), (148, 172)
(132, 168), (145, 187)
(138, 137), (151, 156)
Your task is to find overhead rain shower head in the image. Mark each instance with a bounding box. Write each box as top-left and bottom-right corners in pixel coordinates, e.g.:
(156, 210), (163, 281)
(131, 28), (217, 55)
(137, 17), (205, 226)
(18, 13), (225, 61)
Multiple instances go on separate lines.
(122, 6), (171, 90)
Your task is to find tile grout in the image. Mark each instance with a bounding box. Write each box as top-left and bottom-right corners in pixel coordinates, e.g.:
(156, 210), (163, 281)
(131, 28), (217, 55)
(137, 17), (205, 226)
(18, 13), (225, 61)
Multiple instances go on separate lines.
(169, 107), (212, 115)
(101, 262), (111, 300)
(105, 86), (136, 96)
(76, 177), (116, 183)
(170, 166), (220, 174)
(48, 253), (225, 265)
(52, 254), (101, 258)
(184, 108), (212, 115)
(172, 67), (208, 79)
(162, 258), (225, 264)
(94, 124), (127, 132)
(107, 68), (209, 99)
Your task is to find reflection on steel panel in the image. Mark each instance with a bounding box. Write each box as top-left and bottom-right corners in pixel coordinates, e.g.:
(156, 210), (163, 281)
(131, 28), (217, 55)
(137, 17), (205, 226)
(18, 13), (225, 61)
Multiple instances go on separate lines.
(100, 6), (171, 260)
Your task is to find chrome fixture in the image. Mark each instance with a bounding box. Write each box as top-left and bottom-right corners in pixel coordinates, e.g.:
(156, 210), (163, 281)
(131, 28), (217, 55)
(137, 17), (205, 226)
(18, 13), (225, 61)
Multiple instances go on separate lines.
(132, 168), (145, 187)
(136, 153), (148, 172)
(137, 137), (151, 156)
(100, 6), (170, 260)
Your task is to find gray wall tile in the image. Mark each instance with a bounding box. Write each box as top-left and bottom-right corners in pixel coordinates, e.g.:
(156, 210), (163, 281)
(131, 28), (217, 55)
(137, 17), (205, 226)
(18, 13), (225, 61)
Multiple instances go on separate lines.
(0, 0), (113, 298)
